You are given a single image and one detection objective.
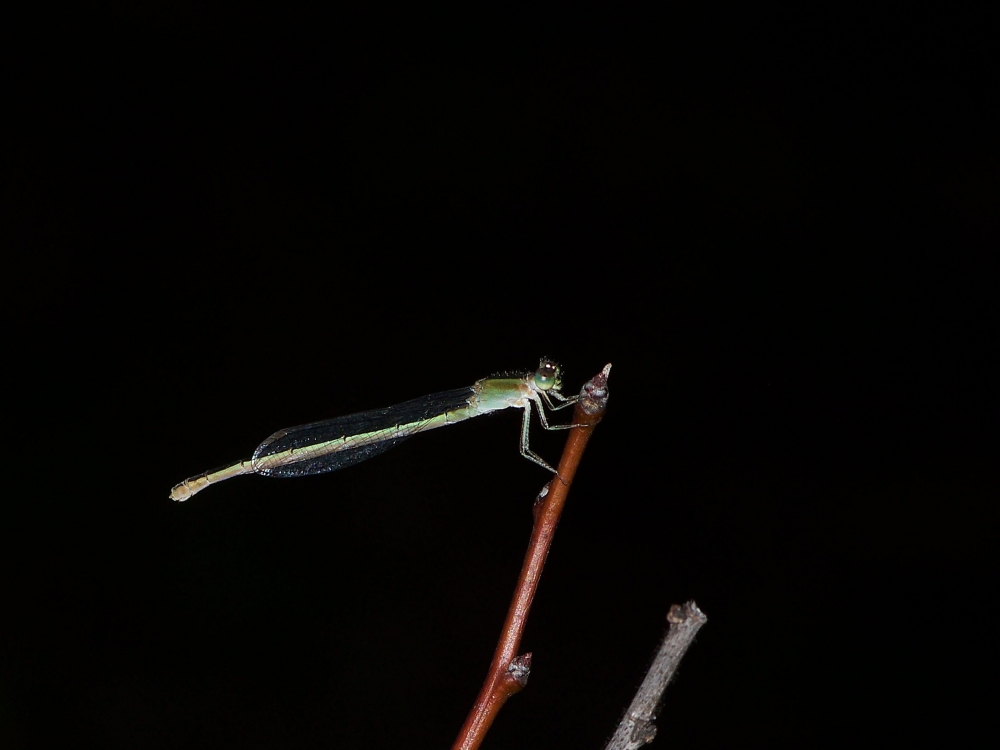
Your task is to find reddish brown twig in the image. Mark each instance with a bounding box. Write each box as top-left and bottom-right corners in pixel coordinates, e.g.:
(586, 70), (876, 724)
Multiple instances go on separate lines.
(452, 364), (612, 750)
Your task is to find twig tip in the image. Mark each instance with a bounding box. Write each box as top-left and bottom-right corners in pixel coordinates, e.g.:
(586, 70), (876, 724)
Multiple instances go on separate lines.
(668, 601), (707, 625)
(579, 364), (612, 415)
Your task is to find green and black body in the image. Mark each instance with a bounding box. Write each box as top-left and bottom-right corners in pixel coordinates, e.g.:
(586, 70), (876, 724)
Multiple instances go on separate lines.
(170, 359), (575, 501)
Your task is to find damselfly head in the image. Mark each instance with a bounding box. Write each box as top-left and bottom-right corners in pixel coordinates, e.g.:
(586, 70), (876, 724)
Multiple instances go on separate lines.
(534, 358), (563, 392)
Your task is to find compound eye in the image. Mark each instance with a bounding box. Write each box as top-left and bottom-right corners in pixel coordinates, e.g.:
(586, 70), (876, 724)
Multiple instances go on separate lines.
(534, 360), (561, 391)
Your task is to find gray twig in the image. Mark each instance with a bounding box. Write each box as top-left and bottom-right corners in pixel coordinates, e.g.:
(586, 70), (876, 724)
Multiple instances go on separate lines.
(604, 601), (708, 750)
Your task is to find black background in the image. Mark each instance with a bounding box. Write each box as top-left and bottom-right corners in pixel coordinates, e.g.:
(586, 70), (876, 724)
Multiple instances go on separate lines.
(5, 5), (997, 749)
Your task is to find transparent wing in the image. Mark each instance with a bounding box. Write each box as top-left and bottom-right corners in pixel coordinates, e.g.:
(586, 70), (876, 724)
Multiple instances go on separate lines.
(251, 386), (475, 477)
